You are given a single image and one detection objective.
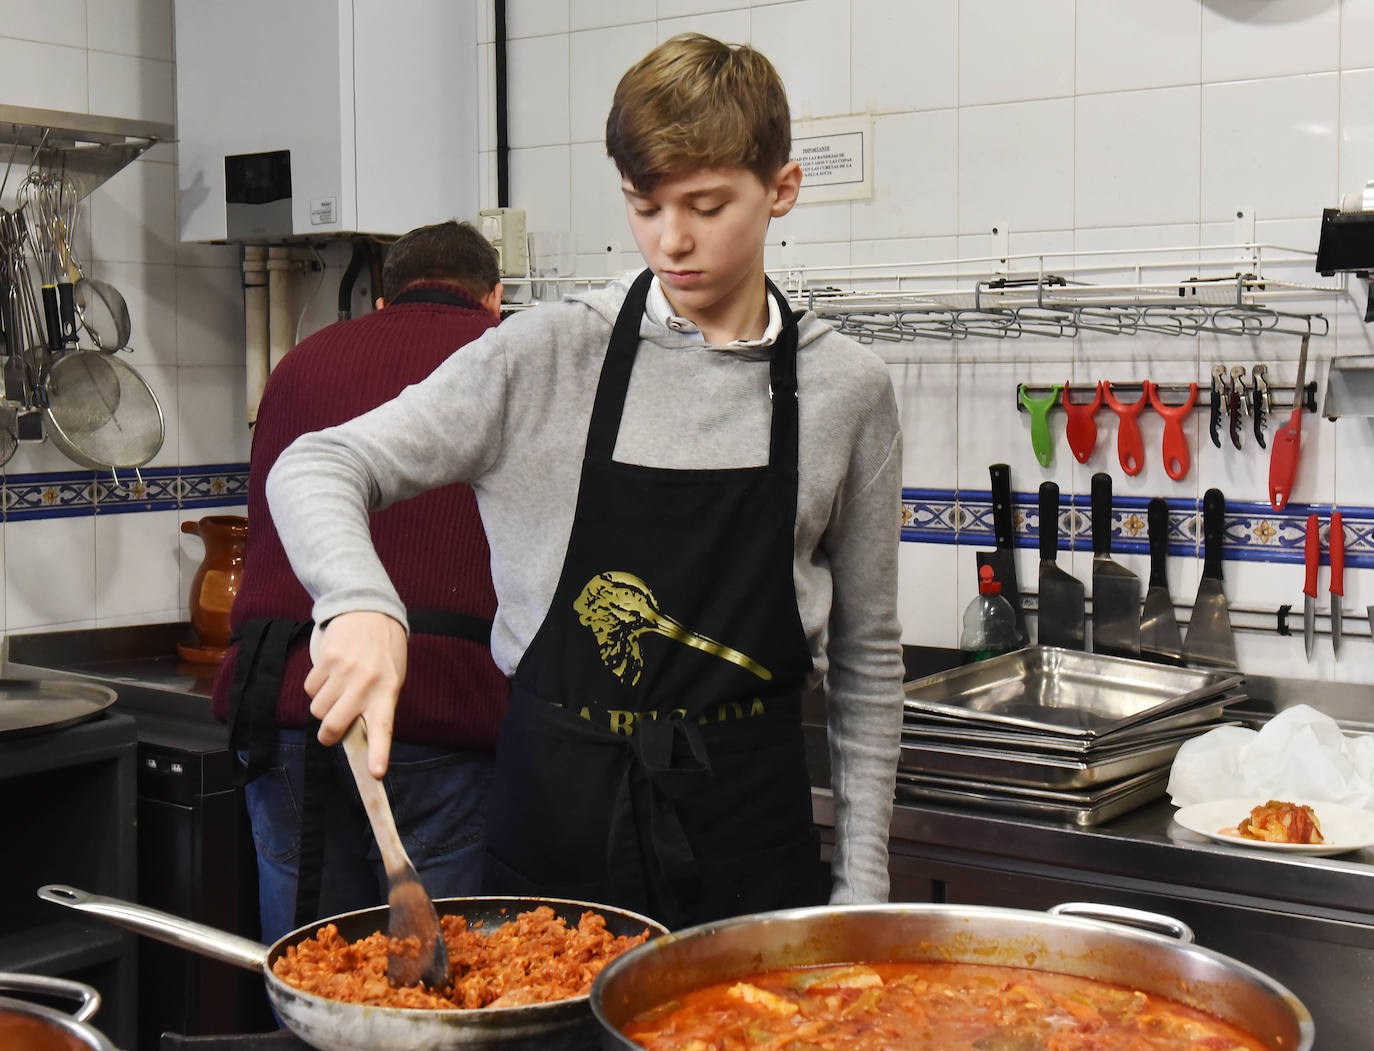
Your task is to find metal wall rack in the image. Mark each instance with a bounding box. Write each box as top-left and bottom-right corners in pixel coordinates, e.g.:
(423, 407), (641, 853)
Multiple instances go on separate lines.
(0, 104), (173, 199)
(504, 240), (1350, 348)
(1013, 380), (1319, 416)
(773, 241), (1345, 346)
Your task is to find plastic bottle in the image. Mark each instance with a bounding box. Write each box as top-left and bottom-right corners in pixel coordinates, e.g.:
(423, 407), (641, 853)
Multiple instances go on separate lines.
(960, 564), (1022, 662)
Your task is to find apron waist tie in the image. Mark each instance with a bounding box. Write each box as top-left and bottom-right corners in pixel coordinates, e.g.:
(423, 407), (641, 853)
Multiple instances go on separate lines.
(608, 717), (713, 921)
(226, 607), (494, 929)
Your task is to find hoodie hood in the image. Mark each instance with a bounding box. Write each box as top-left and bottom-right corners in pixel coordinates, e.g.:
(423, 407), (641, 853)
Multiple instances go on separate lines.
(567, 269), (834, 360)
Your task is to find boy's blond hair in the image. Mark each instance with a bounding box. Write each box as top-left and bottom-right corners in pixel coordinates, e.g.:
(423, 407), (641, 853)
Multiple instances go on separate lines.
(605, 33), (791, 192)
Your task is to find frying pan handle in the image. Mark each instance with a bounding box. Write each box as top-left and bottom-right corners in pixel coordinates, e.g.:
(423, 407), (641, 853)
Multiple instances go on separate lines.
(1047, 902), (1195, 944)
(38, 884), (268, 972)
(0, 972), (101, 1023)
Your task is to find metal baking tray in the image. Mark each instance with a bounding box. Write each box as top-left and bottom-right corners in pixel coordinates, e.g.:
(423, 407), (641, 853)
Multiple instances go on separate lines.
(0, 677), (116, 737)
(898, 733), (1190, 788)
(904, 693), (1244, 748)
(903, 646), (1243, 738)
(902, 717), (1239, 758)
(895, 767), (1169, 827)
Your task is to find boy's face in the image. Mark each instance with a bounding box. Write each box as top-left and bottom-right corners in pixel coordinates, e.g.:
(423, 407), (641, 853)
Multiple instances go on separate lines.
(621, 162), (801, 341)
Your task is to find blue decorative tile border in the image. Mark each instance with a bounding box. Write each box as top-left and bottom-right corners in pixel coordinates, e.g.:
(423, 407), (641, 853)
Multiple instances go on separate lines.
(6, 467), (1365, 571)
(902, 487), (1374, 570)
(2, 463), (249, 522)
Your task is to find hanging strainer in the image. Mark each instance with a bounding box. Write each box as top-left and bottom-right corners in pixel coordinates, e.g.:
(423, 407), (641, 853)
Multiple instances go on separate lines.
(0, 404), (17, 467)
(72, 275), (133, 353)
(44, 351), (164, 493)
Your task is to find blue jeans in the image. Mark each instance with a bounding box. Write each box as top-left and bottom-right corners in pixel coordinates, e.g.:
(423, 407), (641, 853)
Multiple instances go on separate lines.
(242, 730), (492, 946)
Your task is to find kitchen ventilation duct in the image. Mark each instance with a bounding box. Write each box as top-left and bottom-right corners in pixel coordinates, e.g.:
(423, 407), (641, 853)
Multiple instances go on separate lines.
(173, 0), (480, 242)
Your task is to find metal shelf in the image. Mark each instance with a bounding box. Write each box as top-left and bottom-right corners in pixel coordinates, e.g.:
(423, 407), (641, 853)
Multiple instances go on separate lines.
(0, 104), (173, 199)
(502, 240), (1352, 348)
(775, 242), (1344, 346)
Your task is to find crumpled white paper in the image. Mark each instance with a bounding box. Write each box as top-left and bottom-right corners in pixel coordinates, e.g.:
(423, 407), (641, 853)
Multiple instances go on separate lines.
(1166, 704), (1374, 810)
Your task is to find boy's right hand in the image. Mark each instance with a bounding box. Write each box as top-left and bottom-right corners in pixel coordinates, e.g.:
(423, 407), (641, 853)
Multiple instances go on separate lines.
(304, 610), (408, 779)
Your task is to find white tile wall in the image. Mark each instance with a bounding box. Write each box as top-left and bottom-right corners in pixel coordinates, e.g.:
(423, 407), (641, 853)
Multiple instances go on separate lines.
(1200, 74), (1340, 222)
(957, 0), (1075, 106)
(86, 0), (174, 60)
(851, 0), (957, 113)
(1076, 0), (1201, 95)
(484, 0), (1374, 686)
(1075, 87), (1201, 229)
(958, 98), (1075, 234)
(6, 0), (1374, 677)
(569, 22), (657, 143)
(1201, 0), (1340, 82)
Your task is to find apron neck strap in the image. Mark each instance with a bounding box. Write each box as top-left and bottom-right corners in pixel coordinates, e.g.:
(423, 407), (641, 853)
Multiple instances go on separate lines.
(585, 270), (800, 475)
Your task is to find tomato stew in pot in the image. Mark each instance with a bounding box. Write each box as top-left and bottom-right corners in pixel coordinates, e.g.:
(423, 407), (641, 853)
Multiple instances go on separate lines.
(621, 960), (1268, 1050)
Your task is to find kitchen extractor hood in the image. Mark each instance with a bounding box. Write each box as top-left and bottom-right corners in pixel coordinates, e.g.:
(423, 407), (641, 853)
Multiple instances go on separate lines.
(173, 0), (480, 242)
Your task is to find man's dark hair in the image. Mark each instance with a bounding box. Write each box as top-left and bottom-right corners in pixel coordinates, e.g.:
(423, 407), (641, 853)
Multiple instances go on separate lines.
(381, 220), (500, 305)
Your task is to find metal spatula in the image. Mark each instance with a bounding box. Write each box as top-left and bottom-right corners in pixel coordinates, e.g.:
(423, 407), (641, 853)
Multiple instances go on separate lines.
(1036, 481), (1085, 650)
(1182, 488), (1238, 670)
(340, 718), (450, 988)
(1089, 472), (1141, 658)
(1140, 497), (1183, 665)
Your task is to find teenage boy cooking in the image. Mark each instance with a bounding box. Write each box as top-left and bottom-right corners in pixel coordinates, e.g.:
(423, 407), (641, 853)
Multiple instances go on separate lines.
(268, 33), (905, 929)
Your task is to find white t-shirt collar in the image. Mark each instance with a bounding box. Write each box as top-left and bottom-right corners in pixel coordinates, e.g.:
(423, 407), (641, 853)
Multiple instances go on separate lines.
(645, 275), (782, 348)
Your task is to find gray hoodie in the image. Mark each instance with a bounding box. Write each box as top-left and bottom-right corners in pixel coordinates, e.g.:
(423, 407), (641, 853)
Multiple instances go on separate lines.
(267, 273), (905, 903)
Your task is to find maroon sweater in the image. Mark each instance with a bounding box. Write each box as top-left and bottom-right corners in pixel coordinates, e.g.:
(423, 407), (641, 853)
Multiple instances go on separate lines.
(210, 290), (508, 750)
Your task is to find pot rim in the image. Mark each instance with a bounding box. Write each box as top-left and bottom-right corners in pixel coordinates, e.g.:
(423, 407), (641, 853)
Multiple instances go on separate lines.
(589, 901), (1315, 1049)
(0, 994), (116, 1051)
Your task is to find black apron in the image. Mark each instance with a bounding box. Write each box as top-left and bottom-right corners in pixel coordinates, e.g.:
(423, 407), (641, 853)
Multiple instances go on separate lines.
(227, 282), (494, 927)
(483, 269), (823, 929)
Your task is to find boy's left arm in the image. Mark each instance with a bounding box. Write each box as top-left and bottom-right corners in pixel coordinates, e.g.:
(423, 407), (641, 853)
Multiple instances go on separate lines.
(823, 410), (906, 904)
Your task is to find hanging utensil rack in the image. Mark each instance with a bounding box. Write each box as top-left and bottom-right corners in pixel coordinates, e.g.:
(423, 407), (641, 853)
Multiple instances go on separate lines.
(773, 241), (1342, 347)
(504, 240), (1348, 348)
(0, 105), (172, 200)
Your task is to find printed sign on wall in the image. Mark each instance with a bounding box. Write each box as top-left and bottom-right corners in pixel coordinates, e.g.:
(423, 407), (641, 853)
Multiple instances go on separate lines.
(791, 116), (873, 203)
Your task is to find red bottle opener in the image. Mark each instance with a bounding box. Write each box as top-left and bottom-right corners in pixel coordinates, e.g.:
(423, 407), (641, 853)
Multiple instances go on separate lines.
(1102, 381), (1148, 476)
(1061, 381), (1104, 464)
(1146, 381), (1198, 482)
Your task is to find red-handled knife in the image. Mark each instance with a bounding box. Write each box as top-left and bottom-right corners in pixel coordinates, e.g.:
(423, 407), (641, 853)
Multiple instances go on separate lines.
(1268, 335), (1309, 510)
(1303, 513), (1319, 663)
(1331, 510), (1344, 659)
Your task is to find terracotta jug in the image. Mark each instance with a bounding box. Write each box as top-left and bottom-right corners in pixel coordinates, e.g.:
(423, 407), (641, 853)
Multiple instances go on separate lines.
(178, 514), (248, 664)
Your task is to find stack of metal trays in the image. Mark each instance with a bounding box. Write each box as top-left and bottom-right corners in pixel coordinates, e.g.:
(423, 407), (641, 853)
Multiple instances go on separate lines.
(898, 646), (1244, 826)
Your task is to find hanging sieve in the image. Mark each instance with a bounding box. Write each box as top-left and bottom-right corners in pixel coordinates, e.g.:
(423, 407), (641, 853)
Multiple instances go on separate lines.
(0, 403), (17, 467)
(72, 274), (132, 353)
(44, 351), (163, 494)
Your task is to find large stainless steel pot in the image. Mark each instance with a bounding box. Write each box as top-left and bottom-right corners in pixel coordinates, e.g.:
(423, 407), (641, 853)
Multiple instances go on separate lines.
(590, 901), (1314, 1050)
(0, 973), (118, 1050)
(39, 885), (665, 1051)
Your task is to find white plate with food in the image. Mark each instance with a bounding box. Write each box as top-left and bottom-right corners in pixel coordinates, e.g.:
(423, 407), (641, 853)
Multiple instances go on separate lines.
(1172, 797), (1374, 856)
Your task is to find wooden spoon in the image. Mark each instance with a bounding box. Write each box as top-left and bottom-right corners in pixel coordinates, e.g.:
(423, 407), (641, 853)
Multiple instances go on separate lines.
(339, 718), (450, 988)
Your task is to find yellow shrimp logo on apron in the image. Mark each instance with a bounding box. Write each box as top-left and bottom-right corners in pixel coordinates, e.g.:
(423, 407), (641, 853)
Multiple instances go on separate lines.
(573, 571), (773, 685)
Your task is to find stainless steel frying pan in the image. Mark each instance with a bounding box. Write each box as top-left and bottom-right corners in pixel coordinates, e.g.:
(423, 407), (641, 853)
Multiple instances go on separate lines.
(38, 885), (665, 1051)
